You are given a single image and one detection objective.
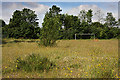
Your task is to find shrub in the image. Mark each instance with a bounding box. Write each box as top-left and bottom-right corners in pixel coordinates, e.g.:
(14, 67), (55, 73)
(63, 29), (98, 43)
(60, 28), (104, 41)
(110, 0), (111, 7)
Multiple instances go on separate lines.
(40, 5), (62, 47)
(15, 54), (55, 72)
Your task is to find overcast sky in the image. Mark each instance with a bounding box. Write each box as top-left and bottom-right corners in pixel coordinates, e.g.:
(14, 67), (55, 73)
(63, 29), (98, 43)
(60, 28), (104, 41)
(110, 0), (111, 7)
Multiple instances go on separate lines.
(1, 1), (119, 27)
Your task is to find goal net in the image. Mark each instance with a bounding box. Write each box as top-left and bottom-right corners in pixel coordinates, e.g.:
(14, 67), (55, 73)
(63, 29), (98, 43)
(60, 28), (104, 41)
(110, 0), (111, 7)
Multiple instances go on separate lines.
(75, 33), (95, 40)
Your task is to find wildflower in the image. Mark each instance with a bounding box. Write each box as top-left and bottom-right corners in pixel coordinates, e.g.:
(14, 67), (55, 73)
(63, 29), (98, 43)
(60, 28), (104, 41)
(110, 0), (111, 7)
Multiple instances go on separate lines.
(21, 58), (23, 60)
(67, 67), (70, 70)
(16, 65), (17, 68)
(7, 76), (9, 78)
(40, 62), (42, 64)
(17, 60), (19, 62)
(112, 70), (114, 72)
(85, 72), (88, 74)
(5, 66), (7, 69)
(65, 73), (68, 76)
(56, 68), (57, 70)
(98, 64), (101, 66)
(11, 69), (13, 71)
(71, 71), (72, 72)
(63, 68), (65, 70)
(115, 74), (118, 77)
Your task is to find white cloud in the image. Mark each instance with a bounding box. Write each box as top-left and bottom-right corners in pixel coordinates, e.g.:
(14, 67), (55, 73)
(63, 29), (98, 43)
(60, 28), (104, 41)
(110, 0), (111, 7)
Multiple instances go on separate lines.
(66, 5), (118, 22)
(66, 5), (103, 22)
(67, 5), (100, 15)
(2, 2), (118, 27)
(33, 4), (49, 14)
(2, 2), (49, 27)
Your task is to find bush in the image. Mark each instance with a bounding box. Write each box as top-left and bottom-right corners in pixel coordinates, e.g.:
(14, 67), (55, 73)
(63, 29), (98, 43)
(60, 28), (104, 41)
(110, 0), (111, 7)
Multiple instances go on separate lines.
(15, 54), (55, 72)
(40, 5), (62, 47)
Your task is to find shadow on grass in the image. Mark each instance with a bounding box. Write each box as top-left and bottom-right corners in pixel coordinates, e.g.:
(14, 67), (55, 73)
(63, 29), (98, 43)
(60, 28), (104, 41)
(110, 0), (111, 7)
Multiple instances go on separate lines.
(2, 40), (7, 44)
(2, 40), (37, 44)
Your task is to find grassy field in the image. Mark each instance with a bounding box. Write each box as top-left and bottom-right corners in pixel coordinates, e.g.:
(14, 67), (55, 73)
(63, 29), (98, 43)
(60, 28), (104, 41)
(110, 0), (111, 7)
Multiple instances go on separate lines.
(2, 39), (119, 78)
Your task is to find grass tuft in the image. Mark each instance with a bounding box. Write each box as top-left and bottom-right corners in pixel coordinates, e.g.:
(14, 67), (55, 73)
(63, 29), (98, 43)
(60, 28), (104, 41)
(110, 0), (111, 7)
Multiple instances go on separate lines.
(15, 54), (56, 72)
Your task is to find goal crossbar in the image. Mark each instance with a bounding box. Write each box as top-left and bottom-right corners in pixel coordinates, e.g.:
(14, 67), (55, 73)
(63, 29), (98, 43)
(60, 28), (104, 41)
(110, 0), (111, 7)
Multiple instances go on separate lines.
(75, 33), (95, 40)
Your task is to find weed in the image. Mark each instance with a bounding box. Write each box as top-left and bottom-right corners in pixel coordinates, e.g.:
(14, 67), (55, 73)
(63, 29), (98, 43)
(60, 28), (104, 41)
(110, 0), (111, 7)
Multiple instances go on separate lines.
(15, 54), (56, 72)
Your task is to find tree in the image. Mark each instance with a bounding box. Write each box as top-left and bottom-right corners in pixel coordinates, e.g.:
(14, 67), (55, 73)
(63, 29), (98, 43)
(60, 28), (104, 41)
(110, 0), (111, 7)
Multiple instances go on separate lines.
(21, 8), (39, 27)
(59, 14), (81, 39)
(0, 19), (6, 27)
(105, 12), (117, 27)
(3, 8), (39, 39)
(91, 22), (104, 38)
(9, 10), (22, 28)
(117, 18), (120, 27)
(78, 9), (93, 24)
(78, 10), (87, 22)
(49, 5), (62, 16)
(80, 21), (90, 33)
(0, 19), (6, 38)
(86, 9), (93, 24)
(63, 14), (80, 30)
(19, 22), (35, 38)
(9, 8), (38, 28)
(40, 5), (62, 46)
(94, 9), (104, 23)
(2, 25), (13, 38)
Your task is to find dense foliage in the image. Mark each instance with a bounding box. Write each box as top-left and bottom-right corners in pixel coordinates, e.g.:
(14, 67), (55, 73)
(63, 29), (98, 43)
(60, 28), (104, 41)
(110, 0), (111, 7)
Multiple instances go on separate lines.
(0, 19), (6, 27)
(40, 5), (62, 46)
(2, 8), (40, 39)
(1, 5), (120, 46)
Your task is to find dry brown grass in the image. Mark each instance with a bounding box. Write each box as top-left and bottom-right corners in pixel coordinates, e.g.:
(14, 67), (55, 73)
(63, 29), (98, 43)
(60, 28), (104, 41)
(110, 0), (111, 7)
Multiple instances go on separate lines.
(2, 39), (119, 78)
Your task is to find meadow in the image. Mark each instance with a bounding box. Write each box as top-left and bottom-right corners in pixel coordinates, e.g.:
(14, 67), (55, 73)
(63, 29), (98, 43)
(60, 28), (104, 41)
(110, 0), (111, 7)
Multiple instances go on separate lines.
(2, 39), (119, 78)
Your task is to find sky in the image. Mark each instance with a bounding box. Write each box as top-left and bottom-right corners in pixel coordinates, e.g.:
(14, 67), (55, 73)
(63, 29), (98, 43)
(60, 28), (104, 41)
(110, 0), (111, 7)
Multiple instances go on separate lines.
(1, 0), (120, 2)
(1, 1), (119, 27)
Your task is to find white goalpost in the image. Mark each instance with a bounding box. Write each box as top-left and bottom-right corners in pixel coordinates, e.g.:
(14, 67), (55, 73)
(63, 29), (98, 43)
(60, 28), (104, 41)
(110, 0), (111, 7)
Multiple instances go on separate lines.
(75, 33), (95, 40)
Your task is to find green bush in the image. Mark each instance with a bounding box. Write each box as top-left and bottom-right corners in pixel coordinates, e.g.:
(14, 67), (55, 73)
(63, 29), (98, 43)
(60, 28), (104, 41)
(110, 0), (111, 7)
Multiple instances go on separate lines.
(15, 54), (55, 72)
(40, 5), (62, 47)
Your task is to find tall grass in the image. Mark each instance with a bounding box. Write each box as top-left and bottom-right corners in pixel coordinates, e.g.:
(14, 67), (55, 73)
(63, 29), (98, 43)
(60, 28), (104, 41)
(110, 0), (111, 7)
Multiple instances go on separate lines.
(15, 54), (56, 72)
(2, 39), (118, 78)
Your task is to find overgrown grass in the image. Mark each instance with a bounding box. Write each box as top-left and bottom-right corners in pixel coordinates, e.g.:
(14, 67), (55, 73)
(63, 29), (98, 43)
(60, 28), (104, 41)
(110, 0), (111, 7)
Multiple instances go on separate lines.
(15, 54), (55, 72)
(2, 39), (119, 78)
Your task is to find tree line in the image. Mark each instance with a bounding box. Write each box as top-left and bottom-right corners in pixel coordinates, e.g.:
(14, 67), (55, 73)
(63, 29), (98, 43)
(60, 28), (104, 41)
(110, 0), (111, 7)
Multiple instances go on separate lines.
(1, 5), (120, 46)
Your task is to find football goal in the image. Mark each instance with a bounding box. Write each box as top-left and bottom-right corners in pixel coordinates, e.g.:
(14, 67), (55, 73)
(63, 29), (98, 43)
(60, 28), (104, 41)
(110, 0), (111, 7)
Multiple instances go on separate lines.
(75, 33), (95, 40)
